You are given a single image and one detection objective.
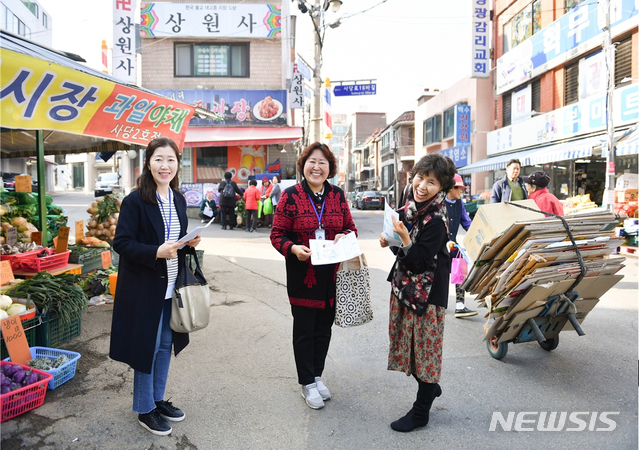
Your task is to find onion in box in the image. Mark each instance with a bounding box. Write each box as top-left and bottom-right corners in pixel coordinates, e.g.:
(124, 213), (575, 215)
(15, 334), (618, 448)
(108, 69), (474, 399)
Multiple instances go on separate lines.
(0, 295), (11, 310)
(6, 304), (26, 317)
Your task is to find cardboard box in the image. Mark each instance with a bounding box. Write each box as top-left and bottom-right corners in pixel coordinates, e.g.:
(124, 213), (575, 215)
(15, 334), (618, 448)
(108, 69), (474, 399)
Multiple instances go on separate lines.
(463, 200), (541, 262)
(615, 173), (638, 190)
(615, 189), (638, 203)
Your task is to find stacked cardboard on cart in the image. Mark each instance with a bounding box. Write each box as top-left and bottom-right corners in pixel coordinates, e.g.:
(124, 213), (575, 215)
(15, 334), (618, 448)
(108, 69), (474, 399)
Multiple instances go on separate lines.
(461, 204), (625, 343)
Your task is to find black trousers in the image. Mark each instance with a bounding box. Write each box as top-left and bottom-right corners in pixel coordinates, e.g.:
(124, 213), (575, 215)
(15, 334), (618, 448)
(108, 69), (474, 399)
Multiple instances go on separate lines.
(291, 304), (335, 386)
(220, 205), (236, 228)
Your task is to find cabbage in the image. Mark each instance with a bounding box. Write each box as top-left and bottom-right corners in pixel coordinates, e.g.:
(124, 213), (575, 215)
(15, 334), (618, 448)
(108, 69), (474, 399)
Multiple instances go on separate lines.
(6, 304), (26, 317)
(0, 310), (8, 321)
(0, 295), (12, 310)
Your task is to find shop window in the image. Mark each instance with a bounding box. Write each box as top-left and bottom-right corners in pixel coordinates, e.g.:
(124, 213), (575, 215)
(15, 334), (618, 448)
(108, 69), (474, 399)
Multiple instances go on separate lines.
(42, 12), (47, 29)
(502, 94), (512, 127)
(423, 115), (441, 145)
(615, 37), (632, 87)
(174, 43), (249, 78)
(531, 78), (541, 112)
(443, 106), (455, 139)
(503, 0), (542, 53)
(196, 146), (227, 168)
(564, 62), (579, 105)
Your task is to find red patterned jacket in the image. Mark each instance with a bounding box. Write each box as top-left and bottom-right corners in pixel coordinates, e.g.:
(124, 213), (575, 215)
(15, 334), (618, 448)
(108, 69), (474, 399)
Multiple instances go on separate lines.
(270, 181), (357, 309)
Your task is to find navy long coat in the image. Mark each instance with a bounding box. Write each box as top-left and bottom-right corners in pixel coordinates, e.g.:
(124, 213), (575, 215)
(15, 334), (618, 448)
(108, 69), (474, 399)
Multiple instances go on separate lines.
(109, 188), (190, 374)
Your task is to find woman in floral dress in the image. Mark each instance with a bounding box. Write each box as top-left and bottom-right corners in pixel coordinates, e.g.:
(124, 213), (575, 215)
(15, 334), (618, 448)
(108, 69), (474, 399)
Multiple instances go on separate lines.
(380, 152), (456, 432)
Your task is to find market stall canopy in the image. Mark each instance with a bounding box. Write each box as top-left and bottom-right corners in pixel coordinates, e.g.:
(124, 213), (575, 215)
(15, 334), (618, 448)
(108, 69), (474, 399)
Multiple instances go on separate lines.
(185, 126), (303, 147)
(1, 30), (201, 157)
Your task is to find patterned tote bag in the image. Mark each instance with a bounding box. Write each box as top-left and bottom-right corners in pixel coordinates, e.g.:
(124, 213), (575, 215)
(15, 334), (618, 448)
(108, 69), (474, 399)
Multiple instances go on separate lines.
(335, 254), (373, 328)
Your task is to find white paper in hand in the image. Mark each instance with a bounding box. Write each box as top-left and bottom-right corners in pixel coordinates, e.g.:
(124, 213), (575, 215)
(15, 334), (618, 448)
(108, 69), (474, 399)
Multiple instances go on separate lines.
(178, 216), (214, 249)
(383, 202), (403, 247)
(309, 232), (362, 266)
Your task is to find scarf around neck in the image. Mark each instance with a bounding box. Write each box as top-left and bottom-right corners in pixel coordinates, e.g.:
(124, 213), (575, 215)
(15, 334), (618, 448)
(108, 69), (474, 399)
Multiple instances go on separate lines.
(392, 189), (448, 316)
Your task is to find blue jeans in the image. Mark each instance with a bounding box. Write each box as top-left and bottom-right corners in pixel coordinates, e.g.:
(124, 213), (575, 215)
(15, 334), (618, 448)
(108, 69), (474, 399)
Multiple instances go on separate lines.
(133, 299), (173, 414)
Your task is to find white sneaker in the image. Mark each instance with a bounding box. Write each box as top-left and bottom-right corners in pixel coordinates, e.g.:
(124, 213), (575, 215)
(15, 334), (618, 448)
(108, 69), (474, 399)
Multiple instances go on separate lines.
(301, 383), (324, 409)
(314, 377), (331, 401)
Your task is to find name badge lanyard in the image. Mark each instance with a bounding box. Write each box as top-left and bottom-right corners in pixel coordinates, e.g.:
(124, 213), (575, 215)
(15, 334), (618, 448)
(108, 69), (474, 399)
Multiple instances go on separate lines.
(157, 190), (172, 241)
(307, 193), (326, 239)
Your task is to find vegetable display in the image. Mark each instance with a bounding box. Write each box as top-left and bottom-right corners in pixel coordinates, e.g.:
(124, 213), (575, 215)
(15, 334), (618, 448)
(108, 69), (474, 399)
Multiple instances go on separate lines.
(0, 363), (43, 395)
(0, 295), (28, 319)
(79, 266), (118, 296)
(84, 195), (121, 242)
(6, 272), (87, 324)
(1, 190), (68, 246)
(28, 355), (69, 371)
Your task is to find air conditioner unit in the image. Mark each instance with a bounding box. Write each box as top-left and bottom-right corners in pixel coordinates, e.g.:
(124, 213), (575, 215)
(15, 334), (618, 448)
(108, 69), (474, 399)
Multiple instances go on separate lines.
(390, 140), (397, 150)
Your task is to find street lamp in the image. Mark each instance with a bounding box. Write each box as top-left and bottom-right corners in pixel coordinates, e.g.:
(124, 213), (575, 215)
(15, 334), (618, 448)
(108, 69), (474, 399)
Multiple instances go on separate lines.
(296, 0), (342, 144)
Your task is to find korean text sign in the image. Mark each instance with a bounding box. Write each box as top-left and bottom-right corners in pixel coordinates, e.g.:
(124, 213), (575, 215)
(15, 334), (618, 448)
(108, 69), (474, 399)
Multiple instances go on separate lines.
(113, 0), (137, 84)
(0, 49), (195, 148)
(140, 3), (281, 38)
(471, 0), (491, 78)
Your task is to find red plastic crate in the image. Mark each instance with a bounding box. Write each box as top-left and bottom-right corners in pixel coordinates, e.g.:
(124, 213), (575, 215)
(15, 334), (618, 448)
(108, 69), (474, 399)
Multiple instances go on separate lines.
(0, 361), (53, 422)
(1, 249), (44, 271)
(18, 250), (71, 272)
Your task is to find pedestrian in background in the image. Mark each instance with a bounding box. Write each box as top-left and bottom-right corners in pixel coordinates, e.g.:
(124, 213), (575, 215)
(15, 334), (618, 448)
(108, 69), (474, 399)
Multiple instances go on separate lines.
(243, 179), (261, 233)
(270, 142), (357, 410)
(259, 176), (274, 228)
(270, 175), (282, 215)
(198, 191), (217, 223)
(523, 171), (564, 216)
(445, 174), (476, 318)
(218, 171), (243, 230)
(110, 137), (202, 436)
(489, 159), (528, 203)
(379, 152), (456, 432)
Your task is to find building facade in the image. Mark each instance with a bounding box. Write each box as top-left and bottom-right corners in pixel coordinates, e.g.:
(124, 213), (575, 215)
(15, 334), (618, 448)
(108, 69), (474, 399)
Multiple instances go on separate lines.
(343, 112), (387, 193)
(139, 0), (302, 210)
(460, 0), (638, 204)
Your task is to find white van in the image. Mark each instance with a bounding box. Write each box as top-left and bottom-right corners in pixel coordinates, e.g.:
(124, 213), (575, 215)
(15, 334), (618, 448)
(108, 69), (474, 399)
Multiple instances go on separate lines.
(95, 172), (119, 196)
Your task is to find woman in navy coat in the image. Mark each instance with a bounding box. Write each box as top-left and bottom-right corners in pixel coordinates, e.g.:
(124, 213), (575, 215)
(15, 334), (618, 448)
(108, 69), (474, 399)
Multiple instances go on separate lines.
(110, 137), (201, 436)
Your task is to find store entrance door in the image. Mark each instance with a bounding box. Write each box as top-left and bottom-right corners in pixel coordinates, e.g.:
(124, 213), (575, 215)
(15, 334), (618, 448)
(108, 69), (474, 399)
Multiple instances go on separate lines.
(72, 164), (84, 189)
(574, 159), (605, 205)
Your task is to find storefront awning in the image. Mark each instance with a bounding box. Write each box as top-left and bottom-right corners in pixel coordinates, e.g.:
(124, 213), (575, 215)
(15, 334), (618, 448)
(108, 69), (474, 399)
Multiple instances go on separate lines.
(185, 126), (303, 147)
(527, 135), (606, 166)
(457, 148), (538, 175)
(616, 130), (638, 156)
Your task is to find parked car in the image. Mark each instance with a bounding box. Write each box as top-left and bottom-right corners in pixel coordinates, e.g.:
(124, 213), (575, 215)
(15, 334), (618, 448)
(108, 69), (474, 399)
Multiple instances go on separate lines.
(1, 172), (38, 192)
(94, 172), (120, 197)
(357, 191), (384, 210)
(352, 192), (364, 209)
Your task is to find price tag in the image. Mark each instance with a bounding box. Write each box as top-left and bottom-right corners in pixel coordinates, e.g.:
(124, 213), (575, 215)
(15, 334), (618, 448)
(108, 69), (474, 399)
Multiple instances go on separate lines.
(6, 227), (17, 246)
(31, 231), (42, 246)
(56, 226), (70, 253)
(1, 260), (14, 286)
(101, 250), (112, 268)
(75, 221), (84, 245)
(15, 175), (32, 193)
(0, 316), (31, 365)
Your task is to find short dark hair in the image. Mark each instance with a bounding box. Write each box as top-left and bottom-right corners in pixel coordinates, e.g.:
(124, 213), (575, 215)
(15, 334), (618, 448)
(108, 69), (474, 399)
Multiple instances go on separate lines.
(296, 142), (337, 179)
(137, 137), (181, 204)
(506, 159), (521, 168)
(249, 180), (257, 186)
(224, 171), (232, 180)
(411, 153), (456, 193)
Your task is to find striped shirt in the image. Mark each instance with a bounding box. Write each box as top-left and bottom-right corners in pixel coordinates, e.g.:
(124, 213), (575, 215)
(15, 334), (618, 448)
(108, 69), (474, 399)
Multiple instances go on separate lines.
(158, 191), (181, 299)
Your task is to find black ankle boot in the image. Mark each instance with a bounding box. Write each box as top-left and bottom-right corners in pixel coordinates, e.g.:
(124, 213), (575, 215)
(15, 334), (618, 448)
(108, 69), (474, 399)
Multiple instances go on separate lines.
(390, 381), (442, 432)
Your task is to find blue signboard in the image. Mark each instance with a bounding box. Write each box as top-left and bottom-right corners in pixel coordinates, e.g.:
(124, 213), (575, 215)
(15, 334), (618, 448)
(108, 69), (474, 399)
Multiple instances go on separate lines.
(439, 145), (469, 168)
(154, 89), (288, 126)
(455, 105), (471, 147)
(497, 0), (637, 94)
(333, 84), (377, 97)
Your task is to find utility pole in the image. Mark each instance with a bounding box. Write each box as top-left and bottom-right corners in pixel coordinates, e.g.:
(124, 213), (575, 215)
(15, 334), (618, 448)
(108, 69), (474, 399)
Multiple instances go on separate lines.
(310, 8), (323, 144)
(602, 0), (616, 209)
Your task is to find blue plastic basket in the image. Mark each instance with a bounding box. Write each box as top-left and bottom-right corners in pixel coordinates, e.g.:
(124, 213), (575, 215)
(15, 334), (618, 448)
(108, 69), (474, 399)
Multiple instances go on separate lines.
(4, 347), (81, 390)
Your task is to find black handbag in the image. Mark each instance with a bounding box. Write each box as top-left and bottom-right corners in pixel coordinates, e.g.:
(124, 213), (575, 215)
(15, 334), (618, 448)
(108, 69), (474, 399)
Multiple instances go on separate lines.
(169, 247), (210, 333)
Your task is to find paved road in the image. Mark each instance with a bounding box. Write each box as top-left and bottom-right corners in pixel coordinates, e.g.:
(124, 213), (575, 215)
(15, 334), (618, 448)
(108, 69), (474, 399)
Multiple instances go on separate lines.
(2, 191), (637, 449)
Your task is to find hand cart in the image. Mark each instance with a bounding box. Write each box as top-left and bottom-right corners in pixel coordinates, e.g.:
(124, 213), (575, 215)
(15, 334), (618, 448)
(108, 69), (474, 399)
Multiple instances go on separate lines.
(486, 291), (585, 360)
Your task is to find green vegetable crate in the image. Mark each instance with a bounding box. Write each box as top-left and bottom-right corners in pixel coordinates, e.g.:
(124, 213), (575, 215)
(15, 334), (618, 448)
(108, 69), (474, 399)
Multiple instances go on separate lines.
(3, 347), (81, 390)
(0, 316), (40, 360)
(69, 246), (111, 274)
(36, 312), (82, 348)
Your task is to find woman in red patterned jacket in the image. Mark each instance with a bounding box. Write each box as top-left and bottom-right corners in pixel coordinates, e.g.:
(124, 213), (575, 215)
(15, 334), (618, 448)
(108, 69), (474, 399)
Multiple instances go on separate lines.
(270, 142), (357, 410)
